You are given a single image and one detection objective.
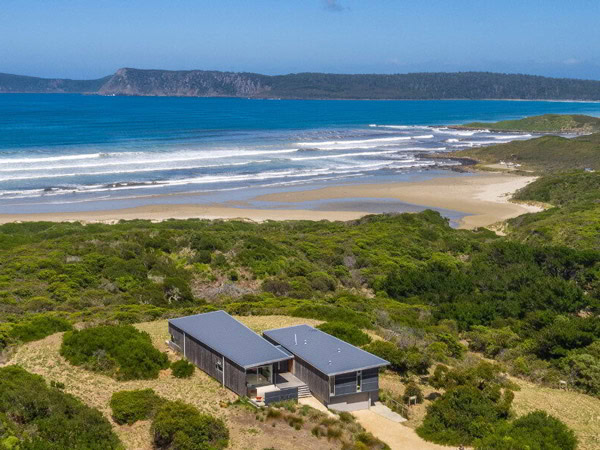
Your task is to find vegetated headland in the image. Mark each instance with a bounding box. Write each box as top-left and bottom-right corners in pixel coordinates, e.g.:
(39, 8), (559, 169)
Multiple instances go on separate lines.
(2, 68), (600, 100)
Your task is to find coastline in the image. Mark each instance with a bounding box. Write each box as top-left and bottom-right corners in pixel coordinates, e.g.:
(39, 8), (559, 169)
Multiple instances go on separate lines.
(0, 172), (542, 229)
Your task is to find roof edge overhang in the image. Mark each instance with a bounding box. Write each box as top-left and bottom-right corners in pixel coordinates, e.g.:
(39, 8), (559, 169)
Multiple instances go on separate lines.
(168, 315), (293, 369)
(326, 361), (390, 377)
(242, 355), (294, 370)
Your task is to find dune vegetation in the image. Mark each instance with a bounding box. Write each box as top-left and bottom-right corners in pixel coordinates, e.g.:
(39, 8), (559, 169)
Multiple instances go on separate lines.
(460, 114), (600, 133)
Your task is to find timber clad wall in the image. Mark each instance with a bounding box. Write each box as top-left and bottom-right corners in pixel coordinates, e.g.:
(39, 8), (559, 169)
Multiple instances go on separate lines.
(224, 359), (246, 396)
(169, 323), (247, 396)
(293, 355), (330, 404)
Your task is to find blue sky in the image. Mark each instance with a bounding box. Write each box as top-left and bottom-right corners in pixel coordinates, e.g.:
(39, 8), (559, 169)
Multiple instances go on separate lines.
(1, 0), (599, 79)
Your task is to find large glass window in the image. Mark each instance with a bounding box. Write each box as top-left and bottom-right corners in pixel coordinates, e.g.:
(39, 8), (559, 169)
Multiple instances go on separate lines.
(246, 365), (273, 387)
(330, 376), (335, 396)
(357, 370), (362, 392)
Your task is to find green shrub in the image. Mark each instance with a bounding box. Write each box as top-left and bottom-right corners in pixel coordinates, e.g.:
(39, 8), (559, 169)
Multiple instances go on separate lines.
(363, 340), (431, 375)
(0, 365), (121, 449)
(292, 304), (372, 329)
(60, 324), (169, 380)
(474, 411), (577, 450)
(171, 359), (195, 378)
(417, 386), (510, 446)
(317, 322), (372, 346)
(110, 389), (165, 425)
(9, 314), (72, 343)
(467, 326), (520, 358)
(152, 400), (229, 449)
(309, 271), (336, 292)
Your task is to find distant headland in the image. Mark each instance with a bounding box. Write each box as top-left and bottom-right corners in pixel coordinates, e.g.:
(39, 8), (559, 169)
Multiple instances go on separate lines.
(2, 68), (600, 100)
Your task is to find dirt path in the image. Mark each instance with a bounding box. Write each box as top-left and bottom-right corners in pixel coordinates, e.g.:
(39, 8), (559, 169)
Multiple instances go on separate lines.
(353, 410), (451, 450)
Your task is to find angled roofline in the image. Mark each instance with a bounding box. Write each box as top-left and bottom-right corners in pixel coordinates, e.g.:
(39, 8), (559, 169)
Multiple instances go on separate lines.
(168, 310), (292, 369)
(263, 324), (389, 376)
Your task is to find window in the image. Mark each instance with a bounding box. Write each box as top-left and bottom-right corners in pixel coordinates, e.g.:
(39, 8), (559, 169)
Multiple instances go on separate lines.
(329, 376), (335, 396)
(216, 361), (223, 372)
(357, 370), (362, 392)
(246, 365), (273, 387)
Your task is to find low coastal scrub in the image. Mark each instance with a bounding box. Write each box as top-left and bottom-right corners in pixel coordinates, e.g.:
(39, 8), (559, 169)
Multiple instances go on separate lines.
(110, 388), (165, 425)
(0, 365), (121, 449)
(461, 114), (600, 133)
(152, 400), (229, 450)
(453, 132), (600, 173)
(474, 411), (577, 450)
(363, 340), (431, 375)
(316, 321), (371, 346)
(171, 359), (195, 378)
(60, 324), (169, 380)
(416, 361), (579, 448)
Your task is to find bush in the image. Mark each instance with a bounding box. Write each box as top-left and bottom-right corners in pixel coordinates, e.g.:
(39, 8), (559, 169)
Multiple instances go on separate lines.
(363, 340), (431, 375)
(0, 365), (121, 449)
(417, 386), (510, 446)
(291, 304), (372, 329)
(9, 314), (72, 343)
(474, 411), (577, 450)
(171, 359), (195, 378)
(60, 324), (170, 380)
(317, 322), (371, 346)
(402, 382), (424, 404)
(110, 389), (165, 425)
(152, 400), (229, 449)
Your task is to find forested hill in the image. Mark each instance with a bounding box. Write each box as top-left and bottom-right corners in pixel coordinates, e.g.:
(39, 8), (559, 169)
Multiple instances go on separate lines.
(0, 72), (110, 94)
(2, 68), (600, 100)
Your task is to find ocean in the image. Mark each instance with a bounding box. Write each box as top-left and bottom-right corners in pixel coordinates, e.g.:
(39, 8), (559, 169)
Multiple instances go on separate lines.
(1, 94), (600, 215)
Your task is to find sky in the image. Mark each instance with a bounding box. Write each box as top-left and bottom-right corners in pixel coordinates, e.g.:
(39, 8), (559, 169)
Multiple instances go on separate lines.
(1, 0), (599, 80)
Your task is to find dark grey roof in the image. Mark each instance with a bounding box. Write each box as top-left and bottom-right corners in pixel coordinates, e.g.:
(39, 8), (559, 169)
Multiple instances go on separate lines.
(169, 311), (292, 369)
(263, 325), (389, 376)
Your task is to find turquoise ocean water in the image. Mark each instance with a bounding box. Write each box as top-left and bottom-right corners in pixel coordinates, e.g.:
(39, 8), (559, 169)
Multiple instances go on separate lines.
(1, 94), (600, 216)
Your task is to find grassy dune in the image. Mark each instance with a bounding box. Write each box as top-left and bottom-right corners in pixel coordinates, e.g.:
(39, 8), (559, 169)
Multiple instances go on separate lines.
(460, 114), (600, 133)
(452, 133), (600, 173)
(6, 316), (326, 450)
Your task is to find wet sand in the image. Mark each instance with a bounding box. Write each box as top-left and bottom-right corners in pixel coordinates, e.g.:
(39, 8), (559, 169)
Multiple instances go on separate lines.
(0, 173), (542, 229)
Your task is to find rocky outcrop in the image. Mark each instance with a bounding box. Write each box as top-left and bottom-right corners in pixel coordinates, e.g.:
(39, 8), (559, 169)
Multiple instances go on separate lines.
(97, 68), (270, 97)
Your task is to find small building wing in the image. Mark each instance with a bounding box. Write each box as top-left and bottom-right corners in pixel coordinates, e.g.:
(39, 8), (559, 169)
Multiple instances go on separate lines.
(168, 311), (291, 369)
(263, 325), (389, 376)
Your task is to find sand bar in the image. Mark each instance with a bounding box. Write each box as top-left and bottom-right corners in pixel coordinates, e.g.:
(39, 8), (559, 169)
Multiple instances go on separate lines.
(253, 172), (543, 229)
(0, 173), (542, 229)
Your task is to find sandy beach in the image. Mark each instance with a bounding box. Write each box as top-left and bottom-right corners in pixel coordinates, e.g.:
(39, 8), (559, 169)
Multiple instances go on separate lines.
(0, 172), (542, 229)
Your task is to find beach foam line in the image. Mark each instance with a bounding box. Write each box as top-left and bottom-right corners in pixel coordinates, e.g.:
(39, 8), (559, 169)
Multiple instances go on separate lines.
(289, 149), (401, 161)
(2, 161), (438, 199)
(0, 158), (448, 201)
(0, 148), (299, 168)
(369, 124), (429, 130)
(0, 153), (109, 164)
(296, 136), (413, 146)
(0, 160), (282, 182)
(0, 159), (272, 176)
